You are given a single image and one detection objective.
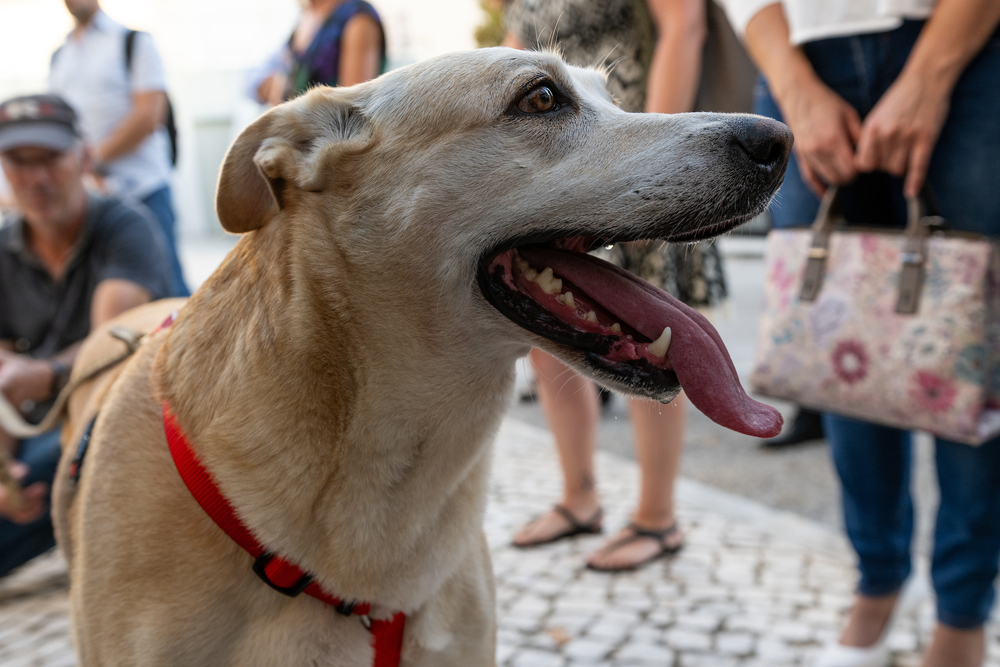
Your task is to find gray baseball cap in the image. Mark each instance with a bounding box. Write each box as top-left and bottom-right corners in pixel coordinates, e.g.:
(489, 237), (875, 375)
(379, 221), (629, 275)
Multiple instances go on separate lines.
(0, 94), (81, 153)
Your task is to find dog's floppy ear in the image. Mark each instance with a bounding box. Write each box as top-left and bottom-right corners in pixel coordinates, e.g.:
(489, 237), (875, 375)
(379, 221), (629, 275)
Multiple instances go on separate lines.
(215, 113), (284, 234)
(216, 92), (374, 233)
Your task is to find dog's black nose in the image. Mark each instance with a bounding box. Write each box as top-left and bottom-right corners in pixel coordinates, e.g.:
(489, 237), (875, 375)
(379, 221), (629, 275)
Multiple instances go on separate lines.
(733, 117), (793, 168)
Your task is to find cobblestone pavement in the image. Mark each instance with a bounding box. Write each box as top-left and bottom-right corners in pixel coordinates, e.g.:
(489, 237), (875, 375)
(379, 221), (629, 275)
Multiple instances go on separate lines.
(3, 418), (1000, 666)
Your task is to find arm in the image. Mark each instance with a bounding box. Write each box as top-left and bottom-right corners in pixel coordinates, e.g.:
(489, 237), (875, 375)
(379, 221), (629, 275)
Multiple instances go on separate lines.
(502, 32), (525, 49)
(742, 3), (861, 194)
(645, 0), (707, 115)
(856, 0), (1000, 196)
(93, 90), (168, 165)
(338, 14), (383, 87)
(0, 278), (152, 410)
(0, 278), (152, 522)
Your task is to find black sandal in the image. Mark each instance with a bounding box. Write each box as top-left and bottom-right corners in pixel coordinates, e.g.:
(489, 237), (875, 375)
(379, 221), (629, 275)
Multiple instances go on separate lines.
(512, 504), (604, 548)
(585, 522), (684, 572)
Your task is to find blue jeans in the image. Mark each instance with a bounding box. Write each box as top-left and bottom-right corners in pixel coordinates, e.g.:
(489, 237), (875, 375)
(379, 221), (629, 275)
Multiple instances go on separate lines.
(755, 21), (1000, 628)
(141, 185), (190, 297)
(0, 430), (61, 579)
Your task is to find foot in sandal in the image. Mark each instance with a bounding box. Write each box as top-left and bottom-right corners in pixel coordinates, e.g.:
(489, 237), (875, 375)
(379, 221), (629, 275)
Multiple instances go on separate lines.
(512, 503), (603, 548)
(585, 520), (684, 572)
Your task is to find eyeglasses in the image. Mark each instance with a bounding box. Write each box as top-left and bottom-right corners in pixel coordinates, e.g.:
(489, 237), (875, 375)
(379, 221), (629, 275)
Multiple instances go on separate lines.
(0, 149), (74, 171)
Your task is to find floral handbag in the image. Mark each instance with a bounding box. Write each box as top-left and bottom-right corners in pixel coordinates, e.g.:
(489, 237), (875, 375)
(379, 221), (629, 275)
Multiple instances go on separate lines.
(750, 188), (1000, 445)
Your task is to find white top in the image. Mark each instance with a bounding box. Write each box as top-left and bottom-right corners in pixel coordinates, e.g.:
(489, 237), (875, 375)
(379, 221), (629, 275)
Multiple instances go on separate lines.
(721, 0), (936, 44)
(49, 10), (171, 200)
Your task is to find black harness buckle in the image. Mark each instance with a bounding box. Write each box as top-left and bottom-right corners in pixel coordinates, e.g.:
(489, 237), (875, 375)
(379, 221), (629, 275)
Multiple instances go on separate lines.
(252, 551), (314, 597)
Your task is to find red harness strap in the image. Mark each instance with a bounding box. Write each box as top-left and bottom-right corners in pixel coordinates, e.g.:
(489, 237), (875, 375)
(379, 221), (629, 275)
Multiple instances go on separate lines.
(162, 406), (405, 666)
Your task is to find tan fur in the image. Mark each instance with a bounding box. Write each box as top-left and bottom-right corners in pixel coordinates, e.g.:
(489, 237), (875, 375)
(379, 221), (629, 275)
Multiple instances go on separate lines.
(54, 49), (787, 665)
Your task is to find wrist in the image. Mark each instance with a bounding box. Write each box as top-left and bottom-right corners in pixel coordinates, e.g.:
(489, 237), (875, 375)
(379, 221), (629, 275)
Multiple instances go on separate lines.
(48, 359), (70, 399)
(900, 52), (963, 97)
(767, 56), (824, 112)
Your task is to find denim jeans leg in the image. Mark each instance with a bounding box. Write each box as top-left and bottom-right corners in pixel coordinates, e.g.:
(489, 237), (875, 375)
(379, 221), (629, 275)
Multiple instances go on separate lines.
(932, 437), (1000, 629)
(752, 77), (821, 230)
(0, 429), (62, 579)
(825, 414), (913, 596)
(140, 185), (190, 297)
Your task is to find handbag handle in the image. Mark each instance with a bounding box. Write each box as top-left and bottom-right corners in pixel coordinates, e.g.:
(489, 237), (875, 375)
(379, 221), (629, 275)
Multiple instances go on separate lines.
(797, 186), (945, 314)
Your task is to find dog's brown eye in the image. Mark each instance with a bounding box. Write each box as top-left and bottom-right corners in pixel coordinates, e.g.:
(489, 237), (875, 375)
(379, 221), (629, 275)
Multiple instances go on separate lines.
(518, 86), (556, 113)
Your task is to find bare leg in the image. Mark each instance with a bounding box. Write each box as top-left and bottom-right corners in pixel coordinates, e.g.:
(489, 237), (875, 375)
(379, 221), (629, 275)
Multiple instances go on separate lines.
(837, 592), (899, 647)
(513, 349), (602, 546)
(922, 624), (984, 667)
(586, 394), (686, 570)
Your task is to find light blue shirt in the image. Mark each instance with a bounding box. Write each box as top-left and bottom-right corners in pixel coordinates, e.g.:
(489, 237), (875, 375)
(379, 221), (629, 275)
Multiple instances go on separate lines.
(49, 10), (171, 200)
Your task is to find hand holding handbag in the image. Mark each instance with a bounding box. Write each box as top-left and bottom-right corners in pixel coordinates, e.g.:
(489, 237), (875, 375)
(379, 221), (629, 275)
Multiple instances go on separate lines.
(751, 187), (1000, 445)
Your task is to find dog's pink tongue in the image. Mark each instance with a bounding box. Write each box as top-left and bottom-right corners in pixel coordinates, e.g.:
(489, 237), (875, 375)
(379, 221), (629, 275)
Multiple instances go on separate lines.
(519, 247), (781, 438)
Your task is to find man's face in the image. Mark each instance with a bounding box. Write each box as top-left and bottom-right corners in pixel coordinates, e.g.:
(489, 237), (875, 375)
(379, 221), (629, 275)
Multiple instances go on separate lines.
(63, 0), (99, 23)
(0, 145), (88, 227)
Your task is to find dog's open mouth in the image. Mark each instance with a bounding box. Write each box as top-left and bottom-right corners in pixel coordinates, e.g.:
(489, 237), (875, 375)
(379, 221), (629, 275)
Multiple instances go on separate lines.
(478, 234), (782, 438)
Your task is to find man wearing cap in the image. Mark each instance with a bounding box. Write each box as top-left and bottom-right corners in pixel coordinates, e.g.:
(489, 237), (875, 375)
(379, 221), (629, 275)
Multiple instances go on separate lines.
(0, 94), (173, 578)
(50, 0), (188, 297)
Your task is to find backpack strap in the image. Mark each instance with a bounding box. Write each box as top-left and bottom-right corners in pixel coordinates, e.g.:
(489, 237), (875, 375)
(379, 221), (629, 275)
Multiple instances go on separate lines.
(122, 29), (179, 167)
(125, 29), (139, 72)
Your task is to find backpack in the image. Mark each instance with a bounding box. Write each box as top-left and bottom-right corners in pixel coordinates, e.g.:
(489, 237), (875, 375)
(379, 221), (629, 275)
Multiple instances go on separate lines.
(125, 30), (179, 168)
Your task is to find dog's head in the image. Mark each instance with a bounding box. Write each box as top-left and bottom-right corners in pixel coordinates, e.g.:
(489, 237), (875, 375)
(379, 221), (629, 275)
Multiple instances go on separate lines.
(215, 48), (790, 438)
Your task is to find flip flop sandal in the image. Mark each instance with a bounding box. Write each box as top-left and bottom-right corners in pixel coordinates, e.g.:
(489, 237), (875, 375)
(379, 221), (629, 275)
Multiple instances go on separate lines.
(512, 504), (604, 548)
(585, 521), (684, 572)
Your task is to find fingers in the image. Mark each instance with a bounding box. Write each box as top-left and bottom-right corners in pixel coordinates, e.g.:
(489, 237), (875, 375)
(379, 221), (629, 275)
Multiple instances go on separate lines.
(845, 107), (862, 147)
(7, 482), (48, 524)
(8, 460), (27, 481)
(796, 157), (826, 198)
(905, 140), (933, 198)
(854, 121), (880, 173)
(804, 109), (860, 187)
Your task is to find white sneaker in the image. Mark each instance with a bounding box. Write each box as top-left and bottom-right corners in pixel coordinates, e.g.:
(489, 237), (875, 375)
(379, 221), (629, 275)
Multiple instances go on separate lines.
(816, 577), (929, 667)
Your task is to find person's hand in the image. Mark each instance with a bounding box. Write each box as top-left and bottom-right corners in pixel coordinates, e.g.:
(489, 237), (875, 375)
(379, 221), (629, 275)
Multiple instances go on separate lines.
(257, 74), (287, 107)
(0, 351), (55, 410)
(0, 460), (48, 524)
(778, 78), (862, 195)
(82, 171), (108, 194)
(855, 70), (952, 197)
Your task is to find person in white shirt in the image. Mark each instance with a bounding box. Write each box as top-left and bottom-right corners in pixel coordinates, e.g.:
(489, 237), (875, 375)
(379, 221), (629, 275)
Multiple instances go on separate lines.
(719, 1), (1000, 665)
(50, 0), (189, 297)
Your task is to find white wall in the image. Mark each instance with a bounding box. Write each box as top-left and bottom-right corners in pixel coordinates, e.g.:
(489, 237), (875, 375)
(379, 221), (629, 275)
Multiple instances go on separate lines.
(0, 0), (481, 234)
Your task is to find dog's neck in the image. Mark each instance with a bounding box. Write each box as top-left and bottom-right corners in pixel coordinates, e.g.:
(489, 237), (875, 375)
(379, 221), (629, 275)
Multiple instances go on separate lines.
(152, 220), (517, 610)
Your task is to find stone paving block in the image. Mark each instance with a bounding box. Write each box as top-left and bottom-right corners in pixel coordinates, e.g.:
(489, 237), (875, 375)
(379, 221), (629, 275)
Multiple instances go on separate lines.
(674, 609), (722, 633)
(613, 641), (675, 664)
(663, 627), (712, 652)
(562, 637), (614, 662)
(770, 620), (815, 644)
(585, 613), (635, 644)
(715, 631), (755, 657)
(679, 654), (738, 667)
(509, 648), (565, 667)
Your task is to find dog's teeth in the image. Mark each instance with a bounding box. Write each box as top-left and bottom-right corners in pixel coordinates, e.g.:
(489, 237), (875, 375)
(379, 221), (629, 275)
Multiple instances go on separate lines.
(535, 267), (562, 294)
(610, 323), (622, 333)
(523, 268), (538, 281)
(585, 311), (598, 323)
(557, 291), (575, 308)
(648, 327), (672, 357)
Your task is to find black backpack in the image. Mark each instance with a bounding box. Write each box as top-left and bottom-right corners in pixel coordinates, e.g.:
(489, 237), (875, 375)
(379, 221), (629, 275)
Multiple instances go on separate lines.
(124, 30), (178, 167)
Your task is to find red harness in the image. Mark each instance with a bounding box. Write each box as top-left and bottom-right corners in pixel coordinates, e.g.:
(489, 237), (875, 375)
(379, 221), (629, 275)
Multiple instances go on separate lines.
(158, 315), (405, 666)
